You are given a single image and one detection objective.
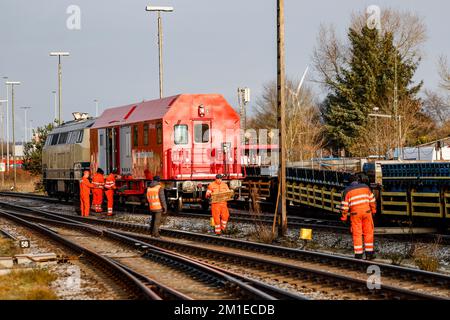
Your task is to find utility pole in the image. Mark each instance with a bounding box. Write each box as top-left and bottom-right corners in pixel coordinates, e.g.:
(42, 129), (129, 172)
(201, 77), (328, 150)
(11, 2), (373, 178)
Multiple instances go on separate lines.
(277, 0), (287, 236)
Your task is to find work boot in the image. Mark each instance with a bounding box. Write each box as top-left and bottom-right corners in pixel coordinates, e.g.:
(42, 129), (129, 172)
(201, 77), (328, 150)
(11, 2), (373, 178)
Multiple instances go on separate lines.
(365, 252), (376, 260)
(354, 254), (364, 260)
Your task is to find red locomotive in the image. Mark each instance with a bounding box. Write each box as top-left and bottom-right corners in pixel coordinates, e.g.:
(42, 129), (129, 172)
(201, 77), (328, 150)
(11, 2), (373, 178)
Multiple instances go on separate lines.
(90, 94), (243, 210)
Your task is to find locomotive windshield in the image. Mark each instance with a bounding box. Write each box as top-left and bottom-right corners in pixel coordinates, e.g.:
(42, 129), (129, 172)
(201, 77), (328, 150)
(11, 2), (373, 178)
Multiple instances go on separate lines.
(174, 124), (188, 145)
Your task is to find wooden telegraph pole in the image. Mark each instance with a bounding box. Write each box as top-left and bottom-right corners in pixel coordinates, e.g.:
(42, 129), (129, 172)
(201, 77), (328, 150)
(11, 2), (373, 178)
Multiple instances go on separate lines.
(277, 0), (287, 236)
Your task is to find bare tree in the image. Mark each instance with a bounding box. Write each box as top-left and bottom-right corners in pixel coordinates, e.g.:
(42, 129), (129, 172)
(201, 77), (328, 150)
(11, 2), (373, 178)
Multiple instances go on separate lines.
(311, 24), (349, 88)
(351, 8), (427, 61)
(313, 8), (427, 88)
(423, 89), (450, 125)
(249, 80), (324, 162)
(438, 56), (450, 91)
(349, 98), (434, 157)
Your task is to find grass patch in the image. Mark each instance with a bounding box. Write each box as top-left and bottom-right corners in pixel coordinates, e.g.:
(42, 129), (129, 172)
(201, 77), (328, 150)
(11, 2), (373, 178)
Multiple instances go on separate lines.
(248, 186), (275, 244)
(0, 268), (58, 300)
(412, 239), (441, 272)
(0, 237), (22, 256)
(223, 224), (240, 236)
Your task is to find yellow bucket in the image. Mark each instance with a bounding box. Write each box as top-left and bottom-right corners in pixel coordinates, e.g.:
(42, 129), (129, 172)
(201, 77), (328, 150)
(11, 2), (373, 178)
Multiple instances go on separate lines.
(299, 228), (312, 241)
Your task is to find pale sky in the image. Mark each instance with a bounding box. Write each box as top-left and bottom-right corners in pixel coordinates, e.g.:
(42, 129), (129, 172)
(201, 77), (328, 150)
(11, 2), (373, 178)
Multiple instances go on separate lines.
(0, 0), (449, 141)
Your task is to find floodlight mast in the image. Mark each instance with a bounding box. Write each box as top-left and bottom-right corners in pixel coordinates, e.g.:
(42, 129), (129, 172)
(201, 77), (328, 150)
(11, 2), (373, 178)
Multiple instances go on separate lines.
(49, 52), (70, 126)
(145, 5), (174, 99)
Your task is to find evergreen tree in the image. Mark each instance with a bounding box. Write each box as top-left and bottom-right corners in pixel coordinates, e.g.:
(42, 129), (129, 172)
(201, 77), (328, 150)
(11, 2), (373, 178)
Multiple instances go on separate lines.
(22, 123), (54, 176)
(322, 26), (422, 152)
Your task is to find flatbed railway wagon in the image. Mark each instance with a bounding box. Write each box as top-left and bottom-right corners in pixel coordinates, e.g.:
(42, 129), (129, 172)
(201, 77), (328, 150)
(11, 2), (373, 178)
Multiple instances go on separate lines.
(90, 94), (243, 211)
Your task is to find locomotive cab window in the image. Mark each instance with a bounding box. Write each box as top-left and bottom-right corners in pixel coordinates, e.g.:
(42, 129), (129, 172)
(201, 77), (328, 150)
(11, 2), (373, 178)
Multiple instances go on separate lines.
(51, 134), (59, 145)
(133, 125), (138, 147)
(194, 124), (210, 143)
(174, 124), (188, 145)
(58, 132), (69, 144)
(156, 123), (162, 144)
(76, 130), (84, 143)
(143, 124), (149, 146)
(45, 135), (53, 146)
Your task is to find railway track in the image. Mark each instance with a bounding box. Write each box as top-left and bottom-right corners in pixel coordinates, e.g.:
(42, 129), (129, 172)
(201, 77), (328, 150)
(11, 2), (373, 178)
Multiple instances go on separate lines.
(0, 210), (168, 300)
(0, 201), (447, 300)
(0, 206), (303, 300)
(3, 192), (449, 240)
(0, 192), (347, 231)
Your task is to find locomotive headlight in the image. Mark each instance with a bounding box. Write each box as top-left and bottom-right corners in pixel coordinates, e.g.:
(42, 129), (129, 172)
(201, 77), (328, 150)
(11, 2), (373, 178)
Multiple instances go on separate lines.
(198, 105), (205, 117)
(229, 180), (242, 190)
(182, 181), (195, 193)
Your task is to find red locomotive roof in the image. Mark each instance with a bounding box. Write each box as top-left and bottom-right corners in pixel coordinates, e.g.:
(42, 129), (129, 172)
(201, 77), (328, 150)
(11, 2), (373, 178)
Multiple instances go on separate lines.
(92, 95), (180, 129)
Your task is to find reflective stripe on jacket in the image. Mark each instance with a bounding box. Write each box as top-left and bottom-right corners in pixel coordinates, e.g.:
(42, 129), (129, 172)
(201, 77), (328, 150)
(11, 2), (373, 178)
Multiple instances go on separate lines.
(147, 185), (162, 211)
(341, 183), (376, 218)
(104, 174), (116, 190)
(92, 173), (105, 188)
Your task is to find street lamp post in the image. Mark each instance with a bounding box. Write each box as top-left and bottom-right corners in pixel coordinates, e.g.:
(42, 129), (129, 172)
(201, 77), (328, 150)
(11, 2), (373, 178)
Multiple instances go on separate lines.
(368, 112), (402, 160)
(49, 52), (70, 126)
(52, 90), (57, 123)
(0, 99), (6, 187)
(94, 99), (99, 117)
(373, 107), (380, 158)
(3, 76), (9, 173)
(29, 120), (33, 141)
(237, 88), (250, 145)
(145, 5), (174, 99)
(21, 107), (31, 142)
(5, 81), (21, 190)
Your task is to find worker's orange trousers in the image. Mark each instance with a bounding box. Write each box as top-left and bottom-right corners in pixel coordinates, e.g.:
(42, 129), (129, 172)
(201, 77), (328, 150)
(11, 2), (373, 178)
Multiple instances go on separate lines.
(350, 212), (374, 254)
(211, 203), (229, 234)
(105, 190), (114, 215)
(92, 189), (103, 213)
(80, 195), (90, 217)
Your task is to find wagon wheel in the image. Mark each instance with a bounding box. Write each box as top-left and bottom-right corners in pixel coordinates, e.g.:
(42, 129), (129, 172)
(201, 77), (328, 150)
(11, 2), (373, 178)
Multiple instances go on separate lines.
(201, 199), (210, 213)
(173, 196), (183, 213)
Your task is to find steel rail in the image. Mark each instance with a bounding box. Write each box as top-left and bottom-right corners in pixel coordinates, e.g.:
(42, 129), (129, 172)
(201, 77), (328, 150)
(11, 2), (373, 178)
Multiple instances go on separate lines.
(0, 200), (448, 296)
(0, 208), (294, 300)
(0, 209), (161, 300)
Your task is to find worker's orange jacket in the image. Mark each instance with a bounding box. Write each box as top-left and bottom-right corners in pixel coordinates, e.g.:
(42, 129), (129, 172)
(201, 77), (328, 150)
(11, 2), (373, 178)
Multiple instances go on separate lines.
(147, 185), (162, 211)
(92, 173), (105, 188)
(80, 177), (95, 196)
(206, 181), (230, 206)
(340, 183), (376, 221)
(104, 174), (116, 191)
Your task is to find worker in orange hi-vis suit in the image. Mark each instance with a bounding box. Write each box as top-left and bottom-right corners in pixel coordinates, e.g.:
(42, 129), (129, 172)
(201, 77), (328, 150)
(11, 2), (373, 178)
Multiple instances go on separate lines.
(340, 174), (377, 260)
(91, 168), (105, 213)
(104, 169), (119, 216)
(80, 170), (96, 217)
(206, 174), (230, 236)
